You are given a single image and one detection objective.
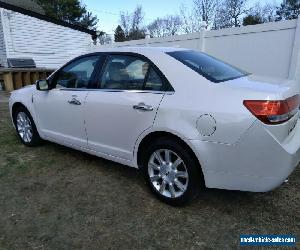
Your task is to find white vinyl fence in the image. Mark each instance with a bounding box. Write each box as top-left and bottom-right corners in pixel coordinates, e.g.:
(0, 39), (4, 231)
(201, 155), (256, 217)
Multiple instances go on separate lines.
(92, 17), (300, 81)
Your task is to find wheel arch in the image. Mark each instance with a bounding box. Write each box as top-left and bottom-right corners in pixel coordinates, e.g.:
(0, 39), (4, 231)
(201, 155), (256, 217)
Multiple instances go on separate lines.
(11, 102), (40, 135)
(11, 102), (28, 121)
(12, 101), (27, 110)
(136, 131), (205, 178)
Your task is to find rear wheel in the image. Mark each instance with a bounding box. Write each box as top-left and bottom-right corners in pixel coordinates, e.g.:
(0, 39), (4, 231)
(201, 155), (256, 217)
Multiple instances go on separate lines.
(13, 106), (42, 146)
(141, 137), (203, 205)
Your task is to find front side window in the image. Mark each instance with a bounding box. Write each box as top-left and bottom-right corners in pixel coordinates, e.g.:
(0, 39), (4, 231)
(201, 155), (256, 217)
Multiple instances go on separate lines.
(52, 56), (100, 89)
(100, 55), (165, 91)
(167, 50), (248, 83)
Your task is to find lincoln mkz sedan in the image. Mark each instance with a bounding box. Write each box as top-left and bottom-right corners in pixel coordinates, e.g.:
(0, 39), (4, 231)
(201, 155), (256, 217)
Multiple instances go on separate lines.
(9, 47), (300, 205)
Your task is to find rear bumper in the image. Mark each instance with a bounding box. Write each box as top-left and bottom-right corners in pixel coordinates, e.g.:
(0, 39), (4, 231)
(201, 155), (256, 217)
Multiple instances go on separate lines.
(190, 120), (300, 192)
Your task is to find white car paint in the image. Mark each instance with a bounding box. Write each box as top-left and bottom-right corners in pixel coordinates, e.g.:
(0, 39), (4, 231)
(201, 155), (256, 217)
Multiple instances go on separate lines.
(9, 47), (300, 192)
(33, 89), (89, 148)
(84, 91), (164, 161)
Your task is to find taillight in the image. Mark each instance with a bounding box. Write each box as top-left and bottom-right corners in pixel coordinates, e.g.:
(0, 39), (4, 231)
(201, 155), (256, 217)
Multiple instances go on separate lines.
(243, 95), (300, 125)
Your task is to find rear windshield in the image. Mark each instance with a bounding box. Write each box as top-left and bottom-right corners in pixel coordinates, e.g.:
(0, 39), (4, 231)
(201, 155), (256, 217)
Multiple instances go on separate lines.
(166, 50), (248, 83)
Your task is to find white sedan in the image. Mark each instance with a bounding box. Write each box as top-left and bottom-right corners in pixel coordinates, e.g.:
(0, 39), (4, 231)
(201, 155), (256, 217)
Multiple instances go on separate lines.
(9, 47), (300, 205)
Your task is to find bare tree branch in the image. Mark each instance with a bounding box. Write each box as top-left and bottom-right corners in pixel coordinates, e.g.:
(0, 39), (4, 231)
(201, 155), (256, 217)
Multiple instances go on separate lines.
(147, 15), (182, 37)
(179, 4), (203, 33)
(213, 0), (248, 29)
(194, 0), (219, 26)
(119, 5), (146, 41)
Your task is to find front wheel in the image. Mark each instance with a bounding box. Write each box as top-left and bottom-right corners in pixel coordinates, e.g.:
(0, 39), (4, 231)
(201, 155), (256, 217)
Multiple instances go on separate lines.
(141, 137), (203, 206)
(13, 106), (43, 147)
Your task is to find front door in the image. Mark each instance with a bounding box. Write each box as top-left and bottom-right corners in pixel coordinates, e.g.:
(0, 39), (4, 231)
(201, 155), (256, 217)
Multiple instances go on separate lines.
(34, 55), (101, 148)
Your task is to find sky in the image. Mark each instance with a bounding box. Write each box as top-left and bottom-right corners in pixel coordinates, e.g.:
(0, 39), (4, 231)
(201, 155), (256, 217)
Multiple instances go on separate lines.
(83, 0), (281, 34)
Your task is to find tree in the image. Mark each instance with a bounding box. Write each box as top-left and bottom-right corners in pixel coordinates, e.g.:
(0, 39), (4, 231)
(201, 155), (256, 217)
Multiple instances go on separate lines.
(147, 15), (182, 37)
(179, 1), (220, 33)
(194, 0), (219, 27)
(9, 0), (45, 14)
(119, 5), (146, 41)
(120, 11), (131, 37)
(131, 6), (144, 32)
(246, 2), (277, 24)
(179, 4), (203, 33)
(213, 0), (248, 29)
(128, 6), (146, 40)
(114, 25), (126, 42)
(276, 0), (300, 21)
(243, 14), (263, 25)
(227, 0), (248, 27)
(80, 11), (99, 30)
(262, 3), (278, 22)
(36, 0), (99, 30)
(213, 5), (230, 29)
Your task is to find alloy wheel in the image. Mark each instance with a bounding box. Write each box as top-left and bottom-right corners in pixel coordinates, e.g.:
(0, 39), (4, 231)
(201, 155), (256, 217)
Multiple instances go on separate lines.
(16, 112), (33, 143)
(148, 149), (189, 199)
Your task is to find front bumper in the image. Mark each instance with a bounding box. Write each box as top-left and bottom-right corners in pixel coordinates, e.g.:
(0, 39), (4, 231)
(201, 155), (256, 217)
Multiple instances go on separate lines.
(190, 120), (300, 192)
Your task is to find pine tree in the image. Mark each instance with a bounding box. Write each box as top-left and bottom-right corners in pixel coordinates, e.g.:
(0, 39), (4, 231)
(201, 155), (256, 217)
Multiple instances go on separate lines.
(80, 12), (99, 31)
(114, 25), (126, 42)
(36, 0), (99, 30)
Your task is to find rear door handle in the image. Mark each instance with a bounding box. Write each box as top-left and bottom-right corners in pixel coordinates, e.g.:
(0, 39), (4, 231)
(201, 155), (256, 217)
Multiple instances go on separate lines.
(68, 98), (81, 105)
(133, 103), (154, 112)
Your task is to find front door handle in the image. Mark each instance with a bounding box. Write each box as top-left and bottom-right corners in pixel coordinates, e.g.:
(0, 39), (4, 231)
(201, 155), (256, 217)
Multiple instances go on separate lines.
(68, 98), (81, 105)
(133, 103), (154, 112)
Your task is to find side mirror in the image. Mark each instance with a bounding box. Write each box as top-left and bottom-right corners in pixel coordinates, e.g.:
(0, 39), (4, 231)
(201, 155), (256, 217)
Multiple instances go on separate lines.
(36, 79), (50, 91)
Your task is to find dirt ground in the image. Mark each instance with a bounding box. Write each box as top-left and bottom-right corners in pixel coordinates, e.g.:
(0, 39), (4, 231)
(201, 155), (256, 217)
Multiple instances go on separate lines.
(0, 91), (299, 249)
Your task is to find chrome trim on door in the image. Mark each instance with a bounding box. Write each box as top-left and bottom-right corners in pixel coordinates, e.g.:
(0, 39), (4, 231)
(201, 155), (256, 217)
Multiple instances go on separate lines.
(58, 88), (175, 95)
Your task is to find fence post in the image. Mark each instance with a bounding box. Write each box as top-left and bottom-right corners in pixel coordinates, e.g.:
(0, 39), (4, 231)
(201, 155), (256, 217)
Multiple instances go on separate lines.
(198, 21), (207, 52)
(289, 16), (300, 81)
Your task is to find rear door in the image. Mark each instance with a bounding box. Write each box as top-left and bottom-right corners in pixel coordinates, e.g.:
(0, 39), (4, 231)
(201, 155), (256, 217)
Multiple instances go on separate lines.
(85, 53), (172, 161)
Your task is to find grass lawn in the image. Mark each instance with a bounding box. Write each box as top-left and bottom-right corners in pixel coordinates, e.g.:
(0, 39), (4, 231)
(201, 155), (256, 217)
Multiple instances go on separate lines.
(0, 93), (299, 249)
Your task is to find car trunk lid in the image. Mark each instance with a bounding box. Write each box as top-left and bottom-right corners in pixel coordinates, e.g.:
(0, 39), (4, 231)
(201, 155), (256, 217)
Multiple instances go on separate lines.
(225, 75), (300, 143)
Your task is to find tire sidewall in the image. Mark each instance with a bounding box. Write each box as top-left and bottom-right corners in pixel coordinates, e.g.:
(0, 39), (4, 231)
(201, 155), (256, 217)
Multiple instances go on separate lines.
(141, 137), (202, 206)
(13, 107), (41, 147)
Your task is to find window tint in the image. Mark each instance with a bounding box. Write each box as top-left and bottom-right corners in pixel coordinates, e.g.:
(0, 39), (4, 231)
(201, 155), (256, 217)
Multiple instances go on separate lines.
(145, 67), (163, 91)
(167, 50), (248, 83)
(100, 55), (151, 90)
(53, 56), (100, 89)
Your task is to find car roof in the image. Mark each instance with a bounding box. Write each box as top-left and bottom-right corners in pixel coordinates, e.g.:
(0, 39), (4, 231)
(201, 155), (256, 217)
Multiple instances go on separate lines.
(90, 46), (190, 54)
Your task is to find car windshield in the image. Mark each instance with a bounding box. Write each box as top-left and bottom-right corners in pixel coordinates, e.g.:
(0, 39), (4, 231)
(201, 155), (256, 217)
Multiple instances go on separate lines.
(166, 50), (249, 83)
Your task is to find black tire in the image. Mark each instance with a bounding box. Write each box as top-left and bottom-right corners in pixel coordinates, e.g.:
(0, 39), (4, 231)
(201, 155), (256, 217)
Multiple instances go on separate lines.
(141, 136), (204, 206)
(13, 106), (43, 147)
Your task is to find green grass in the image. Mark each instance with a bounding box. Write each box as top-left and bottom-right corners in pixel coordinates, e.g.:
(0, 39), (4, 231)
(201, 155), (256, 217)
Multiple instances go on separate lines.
(0, 97), (299, 249)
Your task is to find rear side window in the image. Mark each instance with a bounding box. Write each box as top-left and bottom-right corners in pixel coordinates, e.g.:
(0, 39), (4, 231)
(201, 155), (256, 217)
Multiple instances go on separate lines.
(167, 50), (248, 83)
(100, 55), (150, 90)
(145, 67), (163, 91)
(99, 54), (169, 91)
